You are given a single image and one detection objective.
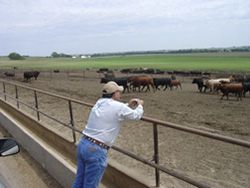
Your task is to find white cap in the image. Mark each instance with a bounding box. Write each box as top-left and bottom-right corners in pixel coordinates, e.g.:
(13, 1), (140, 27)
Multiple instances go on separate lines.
(102, 81), (123, 94)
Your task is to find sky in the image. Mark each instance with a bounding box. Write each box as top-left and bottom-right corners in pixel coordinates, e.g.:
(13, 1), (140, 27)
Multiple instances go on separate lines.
(0, 0), (250, 56)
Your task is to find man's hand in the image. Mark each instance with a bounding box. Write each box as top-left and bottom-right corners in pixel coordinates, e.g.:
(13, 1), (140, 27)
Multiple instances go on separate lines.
(128, 99), (144, 108)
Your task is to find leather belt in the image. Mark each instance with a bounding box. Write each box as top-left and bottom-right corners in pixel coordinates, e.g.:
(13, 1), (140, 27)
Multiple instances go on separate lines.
(83, 135), (110, 150)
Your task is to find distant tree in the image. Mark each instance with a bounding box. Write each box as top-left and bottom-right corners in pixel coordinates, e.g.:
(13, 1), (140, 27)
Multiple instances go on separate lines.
(51, 52), (59, 58)
(59, 53), (71, 58)
(8, 52), (24, 60)
(51, 52), (71, 58)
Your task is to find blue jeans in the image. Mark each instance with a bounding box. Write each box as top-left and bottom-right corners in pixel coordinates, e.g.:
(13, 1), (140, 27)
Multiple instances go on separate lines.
(72, 137), (108, 188)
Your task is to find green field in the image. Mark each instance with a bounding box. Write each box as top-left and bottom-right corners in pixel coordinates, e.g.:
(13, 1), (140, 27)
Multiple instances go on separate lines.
(1, 53), (250, 71)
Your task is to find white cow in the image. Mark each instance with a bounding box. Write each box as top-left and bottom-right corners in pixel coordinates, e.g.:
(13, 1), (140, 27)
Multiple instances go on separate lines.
(203, 78), (230, 93)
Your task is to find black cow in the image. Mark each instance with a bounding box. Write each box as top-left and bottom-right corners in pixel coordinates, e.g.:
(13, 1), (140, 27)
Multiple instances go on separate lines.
(103, 70), (115, 78)
(202, 72), (211, 77)
(242, 82), (250, 97)
(155, 69), (165, 74)
(24, 71), (40, 82)
(100, 77), (129, 93)
(153, 78), (172, 91)
(120, 69), (132, 73)
(144, 68), (155, 74)
(4, 72), (15, 77)
(192, 78), (207, 92)
(230, 75), (250, 82)
(171, 75), (176, 80)
(190, 71), (202, 76)
(97, 68), (109, 73)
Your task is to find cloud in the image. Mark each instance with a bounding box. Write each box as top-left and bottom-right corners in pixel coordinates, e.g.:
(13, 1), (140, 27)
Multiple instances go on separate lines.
(2, 0), (247, 33)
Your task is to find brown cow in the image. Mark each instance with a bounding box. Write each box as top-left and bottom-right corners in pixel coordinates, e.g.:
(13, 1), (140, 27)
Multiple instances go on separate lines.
(129, 76), (155, 92)
(216, 83), (243, 100)
(170, 80), (182, 90)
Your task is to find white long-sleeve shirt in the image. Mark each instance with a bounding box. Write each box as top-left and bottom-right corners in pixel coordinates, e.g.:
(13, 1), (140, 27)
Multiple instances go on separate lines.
(83, 98), (144, 147)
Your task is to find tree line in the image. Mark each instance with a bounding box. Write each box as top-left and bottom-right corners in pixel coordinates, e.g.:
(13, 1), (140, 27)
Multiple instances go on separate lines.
(91, 46), (250, 57)
(6, 46), (250, 60)
(51, 52), (72, 58)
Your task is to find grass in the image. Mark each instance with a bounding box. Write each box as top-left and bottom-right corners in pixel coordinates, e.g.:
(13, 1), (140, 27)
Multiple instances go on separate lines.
(1, 53), (250, 71)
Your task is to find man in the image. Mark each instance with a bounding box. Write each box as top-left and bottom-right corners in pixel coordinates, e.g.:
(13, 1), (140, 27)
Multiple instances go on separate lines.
(72, 81), (144, 188)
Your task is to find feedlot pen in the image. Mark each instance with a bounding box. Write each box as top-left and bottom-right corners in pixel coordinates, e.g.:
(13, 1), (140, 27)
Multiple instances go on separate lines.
(1, 69), (250, 188)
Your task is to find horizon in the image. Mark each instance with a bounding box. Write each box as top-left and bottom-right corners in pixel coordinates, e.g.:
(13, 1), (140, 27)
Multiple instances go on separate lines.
(2, 45), (250, 57)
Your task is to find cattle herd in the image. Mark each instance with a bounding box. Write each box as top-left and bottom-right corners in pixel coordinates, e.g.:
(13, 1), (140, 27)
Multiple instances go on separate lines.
(192, 76), (250, 100)
(100, 73), (250, 101)
(2, 68), (250, 101)
(100, 76), (181, 93)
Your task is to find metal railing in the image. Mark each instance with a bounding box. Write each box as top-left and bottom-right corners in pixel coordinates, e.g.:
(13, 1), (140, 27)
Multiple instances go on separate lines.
(1, 79), (250, 188)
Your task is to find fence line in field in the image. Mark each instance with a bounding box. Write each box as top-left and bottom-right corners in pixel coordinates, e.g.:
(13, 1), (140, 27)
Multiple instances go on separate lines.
(1, 68), (250, 83)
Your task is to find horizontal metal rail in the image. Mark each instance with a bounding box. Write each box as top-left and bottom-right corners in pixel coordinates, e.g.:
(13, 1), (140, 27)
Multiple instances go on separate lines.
(112, 145), (211, 188)
(1, 92), (83, 134)
(1, 79), (250, 188)
(141, 116), (250, 149)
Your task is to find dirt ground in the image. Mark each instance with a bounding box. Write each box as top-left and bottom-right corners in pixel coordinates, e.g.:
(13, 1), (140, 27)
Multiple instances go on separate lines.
(1, 69), (250, 188)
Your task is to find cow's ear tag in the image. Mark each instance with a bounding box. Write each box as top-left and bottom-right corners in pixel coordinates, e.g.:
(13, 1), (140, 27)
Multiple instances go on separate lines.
(89, 148), (95, 152)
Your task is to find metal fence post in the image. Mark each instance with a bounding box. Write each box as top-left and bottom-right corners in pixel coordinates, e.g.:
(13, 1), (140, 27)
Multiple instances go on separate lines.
(2, 82), (6, 101)
(68, 100), (76, 142)
(34, 90), (40, 121)
(153, 123), (160, 187)
(15, 85), (19, 109)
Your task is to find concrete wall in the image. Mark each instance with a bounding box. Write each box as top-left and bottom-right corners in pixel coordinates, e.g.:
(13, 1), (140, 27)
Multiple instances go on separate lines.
(0, 99), (155, 188)
(0, 100), (76, 188)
